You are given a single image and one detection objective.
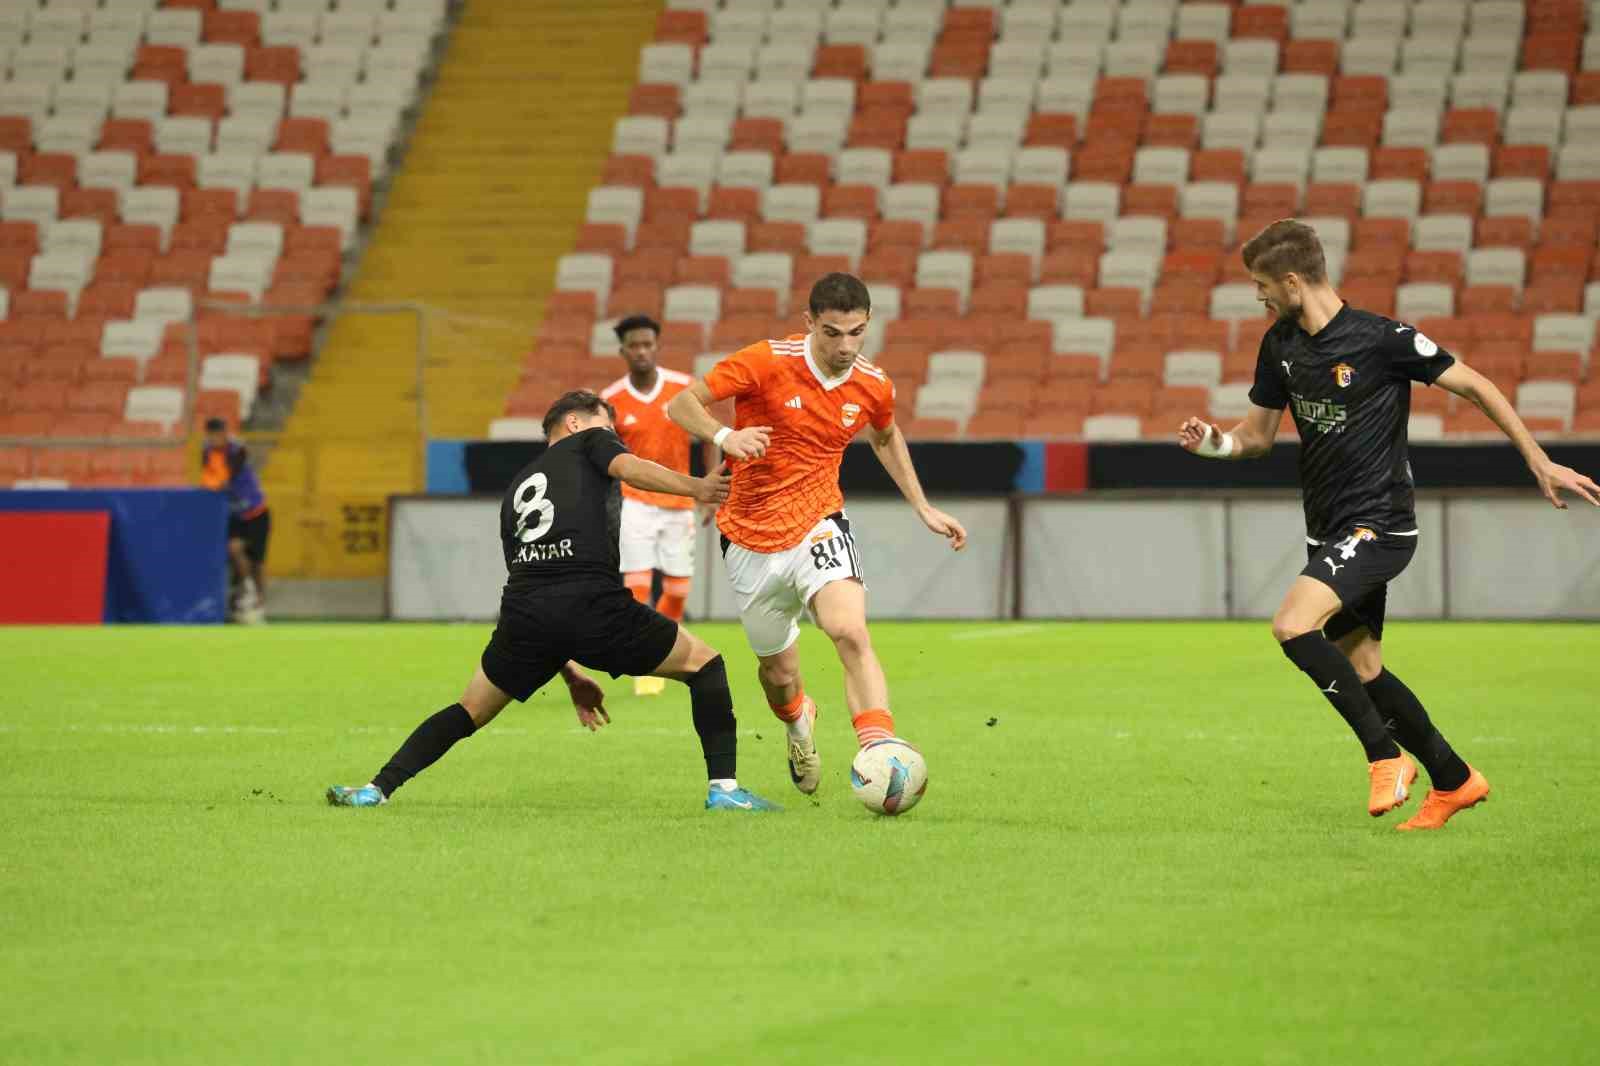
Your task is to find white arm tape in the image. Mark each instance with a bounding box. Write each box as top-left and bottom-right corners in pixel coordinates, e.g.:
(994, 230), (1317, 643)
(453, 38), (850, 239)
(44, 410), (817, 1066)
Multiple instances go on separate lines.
(1195, 429), (1237, 459)
(712, 426), (732, 448)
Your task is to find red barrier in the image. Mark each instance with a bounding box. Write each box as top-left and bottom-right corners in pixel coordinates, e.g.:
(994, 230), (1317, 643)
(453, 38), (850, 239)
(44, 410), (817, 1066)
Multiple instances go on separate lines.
(1044, 443), (1089, 493)
(0, 511), (110, 624)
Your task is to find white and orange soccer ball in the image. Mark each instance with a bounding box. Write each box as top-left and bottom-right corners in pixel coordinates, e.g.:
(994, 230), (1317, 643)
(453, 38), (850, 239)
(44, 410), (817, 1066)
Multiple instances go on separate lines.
(849, 739), (928, 816)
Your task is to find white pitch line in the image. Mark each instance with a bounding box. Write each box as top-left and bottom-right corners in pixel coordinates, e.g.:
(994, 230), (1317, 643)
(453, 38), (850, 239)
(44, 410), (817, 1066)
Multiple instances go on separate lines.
(949, 625), (1045, 641)
(7, 722), (773, 740)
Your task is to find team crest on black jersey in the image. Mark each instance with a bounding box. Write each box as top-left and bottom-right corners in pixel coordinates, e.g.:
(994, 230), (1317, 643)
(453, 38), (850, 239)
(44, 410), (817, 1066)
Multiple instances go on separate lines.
(1334, 363), (1355, 388)
(840, 402), (861, 427)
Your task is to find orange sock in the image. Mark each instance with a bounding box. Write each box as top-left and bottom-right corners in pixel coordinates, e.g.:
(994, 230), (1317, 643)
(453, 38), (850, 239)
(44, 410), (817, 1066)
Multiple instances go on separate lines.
(769, 691), (807, 723)
(657, 576), (690, 622)
(623, 571), (651, 605)
(852, 708), (894, 747)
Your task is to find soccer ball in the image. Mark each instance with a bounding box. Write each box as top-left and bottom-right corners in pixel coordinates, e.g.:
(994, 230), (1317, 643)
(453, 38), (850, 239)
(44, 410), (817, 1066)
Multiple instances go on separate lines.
(850, 739), (928, 816)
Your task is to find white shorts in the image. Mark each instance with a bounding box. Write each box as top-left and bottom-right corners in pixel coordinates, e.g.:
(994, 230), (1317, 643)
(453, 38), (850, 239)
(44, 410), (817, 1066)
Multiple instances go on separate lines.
(721, 511), (864, 657)
(618, 498), (696, 577)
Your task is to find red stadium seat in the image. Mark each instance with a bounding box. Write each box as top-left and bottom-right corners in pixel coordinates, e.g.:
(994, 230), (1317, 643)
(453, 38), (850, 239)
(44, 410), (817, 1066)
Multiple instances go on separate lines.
(869, 221), (925, 252)
(822, 185), (879, 220)
(629, 83), (680, 120)
(1190, 149), (1246, 187)
(895, 150), (950, 185)
(1233, 5), (1289, 41)
(1370, 147), (1429, 182)
(775, 153), (831, 188)
(1457, 285), (1518, 314)
(1164, 40), (1219, 78)
(1476, 216), (1533, 250)
(1494, 145), (1551, 181)
(1441, 109), (1500, 146)
(960, 280), (1024, 313)
(706, 187), (760, 223)
(20, 153), (77, 191)
(813, 44), (868, 81)
(1282, 40), (1339, 76)
(602, 155), (654, 187)
(1002, 185), (1058, 219)
(203, 9), (260, 46)
(1084, 288), (1142, 318)
(655, 9), (707, 45)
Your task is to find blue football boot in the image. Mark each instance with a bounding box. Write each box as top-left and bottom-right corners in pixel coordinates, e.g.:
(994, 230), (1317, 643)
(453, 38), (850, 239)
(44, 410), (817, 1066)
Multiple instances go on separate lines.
(705, 785), (781, 812)
(325, 784), (386, 807)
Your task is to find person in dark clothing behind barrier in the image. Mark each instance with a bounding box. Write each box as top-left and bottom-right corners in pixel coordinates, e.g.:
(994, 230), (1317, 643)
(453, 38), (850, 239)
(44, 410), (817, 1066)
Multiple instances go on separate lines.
(201, 417), (271, 624)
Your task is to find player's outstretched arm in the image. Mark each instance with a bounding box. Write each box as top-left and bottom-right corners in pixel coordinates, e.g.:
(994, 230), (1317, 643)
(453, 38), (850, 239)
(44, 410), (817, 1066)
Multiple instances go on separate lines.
(1434, 362), (1600, 509)
(667, 381), (771, 460)
(868, 421), (967, 550)
(1177, 403), (1282, 460)
(607, 453), (730, 505)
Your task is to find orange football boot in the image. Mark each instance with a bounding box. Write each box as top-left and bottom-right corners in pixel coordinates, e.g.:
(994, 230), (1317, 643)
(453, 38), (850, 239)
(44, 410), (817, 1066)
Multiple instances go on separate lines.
(1397, 766), (1490, 831)
(1368, 753), (1417, 816)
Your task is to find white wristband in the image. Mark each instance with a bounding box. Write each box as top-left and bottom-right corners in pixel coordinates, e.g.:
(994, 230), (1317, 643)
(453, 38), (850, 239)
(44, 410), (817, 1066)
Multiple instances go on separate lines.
(1195, 429), (1237, 459)
(712, 426), (732, 448)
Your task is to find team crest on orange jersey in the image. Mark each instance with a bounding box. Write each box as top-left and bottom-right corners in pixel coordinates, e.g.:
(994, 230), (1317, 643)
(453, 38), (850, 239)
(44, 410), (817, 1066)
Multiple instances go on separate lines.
(1334, 363), (1355, 388)
(840, 403), (861, 427)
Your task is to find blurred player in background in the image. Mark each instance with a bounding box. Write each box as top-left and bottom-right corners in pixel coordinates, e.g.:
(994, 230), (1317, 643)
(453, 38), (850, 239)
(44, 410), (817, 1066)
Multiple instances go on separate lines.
(669, 273), (967, 797)
(327, 390), (777, 812)
(1179, 219), (1599, 830)
(201, 417), (270, 624)
(601, 314), (699, 697)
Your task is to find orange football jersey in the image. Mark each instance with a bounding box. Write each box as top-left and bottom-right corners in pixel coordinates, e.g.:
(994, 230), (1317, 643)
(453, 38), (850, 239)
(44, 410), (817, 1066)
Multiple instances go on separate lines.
(704, 334), (896, 553)
(601, 369), (694, 510)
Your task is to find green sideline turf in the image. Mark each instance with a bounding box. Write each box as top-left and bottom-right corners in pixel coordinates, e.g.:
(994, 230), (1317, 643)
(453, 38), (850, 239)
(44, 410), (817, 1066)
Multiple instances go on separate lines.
(2, 622), (1597, 1065)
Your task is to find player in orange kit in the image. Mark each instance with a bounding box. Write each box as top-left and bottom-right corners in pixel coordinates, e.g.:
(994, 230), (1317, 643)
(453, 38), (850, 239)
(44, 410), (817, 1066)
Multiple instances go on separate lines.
(668, 273), (967, 796)
(601, 314), (699, 697)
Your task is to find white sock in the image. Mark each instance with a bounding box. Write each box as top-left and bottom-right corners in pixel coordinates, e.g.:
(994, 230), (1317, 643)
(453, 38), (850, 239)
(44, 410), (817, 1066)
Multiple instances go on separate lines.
(784, 704), (812, 741)
(709, 778), (738, 792)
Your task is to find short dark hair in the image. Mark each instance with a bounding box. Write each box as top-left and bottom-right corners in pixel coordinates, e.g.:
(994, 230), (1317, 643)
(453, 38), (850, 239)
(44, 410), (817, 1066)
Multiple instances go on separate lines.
(1241, 219), (1328, 284)
(808, 272), (871, 317)
(541, 389), (615, 438)
(613, 314), (660, 343)
(203, 417), (227, 433)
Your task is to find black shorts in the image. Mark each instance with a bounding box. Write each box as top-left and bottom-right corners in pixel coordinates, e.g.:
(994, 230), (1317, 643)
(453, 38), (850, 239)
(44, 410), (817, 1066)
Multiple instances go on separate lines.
(480, 583), (680, 702)
(1302, 527), (1417, 642)
(228, 510), (270, 564)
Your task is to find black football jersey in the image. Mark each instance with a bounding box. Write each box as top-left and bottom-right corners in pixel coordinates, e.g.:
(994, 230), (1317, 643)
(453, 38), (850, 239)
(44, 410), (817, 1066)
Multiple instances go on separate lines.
(1249, 304), (1457, 541)
(498, 427), (629, 599)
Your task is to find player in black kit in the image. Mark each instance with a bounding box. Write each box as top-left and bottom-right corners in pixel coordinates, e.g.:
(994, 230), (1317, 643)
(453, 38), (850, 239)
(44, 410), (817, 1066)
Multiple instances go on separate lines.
(327, 390), (779, 812)
(1179, 220), (1599, 830)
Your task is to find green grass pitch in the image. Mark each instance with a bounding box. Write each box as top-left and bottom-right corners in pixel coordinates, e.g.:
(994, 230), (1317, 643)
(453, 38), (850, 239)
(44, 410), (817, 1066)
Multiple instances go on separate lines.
(3, 621), (1598, 1065)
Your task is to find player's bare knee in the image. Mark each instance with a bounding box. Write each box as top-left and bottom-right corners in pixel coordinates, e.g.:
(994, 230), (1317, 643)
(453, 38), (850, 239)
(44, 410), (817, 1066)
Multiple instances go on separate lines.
(1342, 641), (1383, 682)
(459, 691), (506, 728)
(680, 630), (720, 673)
(758, 657), (798, 690)
(826, 622), (872, 661)
(1270, 611), (1317, 644)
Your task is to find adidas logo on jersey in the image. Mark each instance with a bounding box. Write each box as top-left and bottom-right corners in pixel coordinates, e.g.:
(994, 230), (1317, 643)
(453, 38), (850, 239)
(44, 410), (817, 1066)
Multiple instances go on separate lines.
(785, 395), (803, 409)
(623, 414), (639, 426)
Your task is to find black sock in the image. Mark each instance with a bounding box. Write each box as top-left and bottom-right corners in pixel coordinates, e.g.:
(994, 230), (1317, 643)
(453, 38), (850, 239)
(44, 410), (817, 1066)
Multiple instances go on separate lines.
(1364, 669), (1470, 790)
(685, 655), (737, 781)
(371, 703), (477, 798)
(1280, 632), (1401, 762)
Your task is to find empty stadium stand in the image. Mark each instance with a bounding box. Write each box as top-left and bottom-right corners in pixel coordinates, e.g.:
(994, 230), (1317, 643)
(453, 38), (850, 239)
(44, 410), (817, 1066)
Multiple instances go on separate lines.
(525, 0), (1600, 443)
(0, 0), (443, 495)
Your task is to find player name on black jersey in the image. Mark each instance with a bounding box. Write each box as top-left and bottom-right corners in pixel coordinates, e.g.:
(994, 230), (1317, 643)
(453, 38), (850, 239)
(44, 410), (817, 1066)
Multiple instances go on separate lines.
(1251, 305), (1456, 541)
(512, 539), (575, 564)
